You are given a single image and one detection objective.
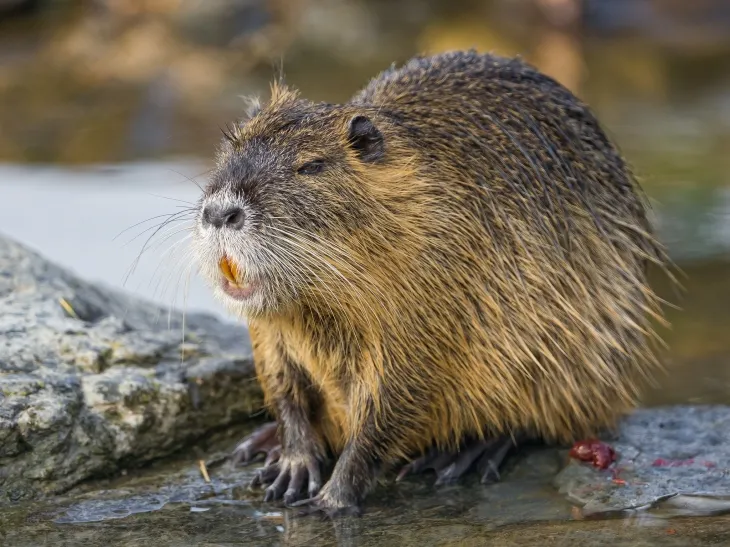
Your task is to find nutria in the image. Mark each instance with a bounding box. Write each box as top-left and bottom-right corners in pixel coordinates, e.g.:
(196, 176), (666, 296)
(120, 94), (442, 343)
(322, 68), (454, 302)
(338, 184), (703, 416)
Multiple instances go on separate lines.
(192, 50), (671, 516)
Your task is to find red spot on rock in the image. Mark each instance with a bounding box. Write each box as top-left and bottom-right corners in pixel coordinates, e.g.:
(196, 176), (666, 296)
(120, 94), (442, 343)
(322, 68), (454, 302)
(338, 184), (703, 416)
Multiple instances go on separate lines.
(652, 458), (705, 468)
(569, 439), (616, 470)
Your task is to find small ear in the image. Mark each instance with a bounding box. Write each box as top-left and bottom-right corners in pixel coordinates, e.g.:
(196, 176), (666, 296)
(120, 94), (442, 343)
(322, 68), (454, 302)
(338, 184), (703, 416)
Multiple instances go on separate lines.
(347, 115), (384, 163)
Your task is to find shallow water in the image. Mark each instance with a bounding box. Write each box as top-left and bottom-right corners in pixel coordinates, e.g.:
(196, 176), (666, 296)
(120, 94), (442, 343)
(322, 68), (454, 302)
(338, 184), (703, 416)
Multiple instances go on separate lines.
(3, 423), (730, 546)
(0, 422), (726, 547)
(2, 0), (730, 544)
(10, 485), (730, 547)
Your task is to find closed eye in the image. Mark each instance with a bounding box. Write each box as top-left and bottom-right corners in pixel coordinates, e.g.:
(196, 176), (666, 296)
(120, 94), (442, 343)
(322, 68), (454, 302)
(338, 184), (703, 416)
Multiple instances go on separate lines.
(296, 159), (326, 175)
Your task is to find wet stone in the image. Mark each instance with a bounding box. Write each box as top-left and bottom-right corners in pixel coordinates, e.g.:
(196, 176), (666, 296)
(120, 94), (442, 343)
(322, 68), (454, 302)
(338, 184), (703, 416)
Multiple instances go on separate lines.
(0, 234), (262, 504)
(555, 405), (730, 517)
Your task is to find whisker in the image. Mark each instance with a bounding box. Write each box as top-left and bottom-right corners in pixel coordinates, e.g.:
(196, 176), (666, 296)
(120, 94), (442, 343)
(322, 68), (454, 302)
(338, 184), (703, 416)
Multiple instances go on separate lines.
(149, 233), (193, 299)
(166, 167), (209, 192)
(155, 246), (197, 311)
(123, 211), (196, 286)
(120, 211), (195, 247)
(113, 209), (195, 242)
(146, 193), (197, 206)
(179, 264), (194, 364)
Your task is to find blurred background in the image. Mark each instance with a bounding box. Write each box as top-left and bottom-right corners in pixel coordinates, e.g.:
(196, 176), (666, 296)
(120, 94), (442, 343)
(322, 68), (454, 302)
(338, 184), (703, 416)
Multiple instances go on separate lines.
(0, 0), (729, 406)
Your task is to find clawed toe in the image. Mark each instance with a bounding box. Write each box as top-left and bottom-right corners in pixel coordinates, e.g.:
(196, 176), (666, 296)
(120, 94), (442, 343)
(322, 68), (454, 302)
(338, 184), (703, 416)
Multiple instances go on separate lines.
(478, 438), (513, 484)
(290, 494), (362, 519)
(249, 454), (323, 506)
(397, 435), (518, 486)
(396, 447), (447, 481)
(231, 422), (280, 466)
(250, 461), (281, 488)
(263, 466), (290, 501)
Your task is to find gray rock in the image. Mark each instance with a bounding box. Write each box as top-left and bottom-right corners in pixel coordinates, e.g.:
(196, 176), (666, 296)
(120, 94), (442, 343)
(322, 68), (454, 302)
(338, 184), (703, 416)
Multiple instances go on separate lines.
(555, 405), (730, 517)
(0, 234), (262, 504)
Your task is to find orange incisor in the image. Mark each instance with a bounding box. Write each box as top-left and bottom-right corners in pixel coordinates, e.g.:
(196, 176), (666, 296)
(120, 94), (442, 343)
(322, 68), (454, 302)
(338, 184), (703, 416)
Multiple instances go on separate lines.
(219, 255), (240, 285)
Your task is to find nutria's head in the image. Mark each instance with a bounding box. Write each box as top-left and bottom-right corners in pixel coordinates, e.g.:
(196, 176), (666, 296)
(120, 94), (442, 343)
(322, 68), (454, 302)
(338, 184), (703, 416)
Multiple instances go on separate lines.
(193, 84), (406, 318)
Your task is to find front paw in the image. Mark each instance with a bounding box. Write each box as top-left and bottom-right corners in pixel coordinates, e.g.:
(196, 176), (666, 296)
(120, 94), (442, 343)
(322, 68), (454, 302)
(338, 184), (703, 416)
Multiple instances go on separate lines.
(250, 452), (322, 505)
(290, 480), (362, 518)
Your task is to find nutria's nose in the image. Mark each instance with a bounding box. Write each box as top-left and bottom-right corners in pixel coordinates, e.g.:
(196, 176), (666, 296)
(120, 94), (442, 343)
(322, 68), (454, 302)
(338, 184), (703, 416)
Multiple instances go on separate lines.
(202, 203), (246, 230)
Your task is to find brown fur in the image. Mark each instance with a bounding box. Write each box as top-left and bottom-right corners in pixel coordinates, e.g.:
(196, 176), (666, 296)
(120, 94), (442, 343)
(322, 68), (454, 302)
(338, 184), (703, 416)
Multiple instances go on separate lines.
(196, 50), (673, 506)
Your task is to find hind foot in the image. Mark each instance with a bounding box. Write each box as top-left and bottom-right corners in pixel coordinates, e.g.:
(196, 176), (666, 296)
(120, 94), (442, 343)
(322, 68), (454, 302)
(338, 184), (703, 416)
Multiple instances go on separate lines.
(231, 422), (282, 467)
(397, 436), (518, 485)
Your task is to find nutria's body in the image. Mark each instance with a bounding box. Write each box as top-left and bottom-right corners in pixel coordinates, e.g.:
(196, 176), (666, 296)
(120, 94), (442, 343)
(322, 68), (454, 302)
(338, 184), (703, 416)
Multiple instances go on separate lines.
(193, 50), (670, 514)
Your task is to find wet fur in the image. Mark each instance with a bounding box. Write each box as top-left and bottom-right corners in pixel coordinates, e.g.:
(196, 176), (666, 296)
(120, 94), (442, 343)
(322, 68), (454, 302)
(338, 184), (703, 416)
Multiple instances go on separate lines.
(194, 50), (672, 505)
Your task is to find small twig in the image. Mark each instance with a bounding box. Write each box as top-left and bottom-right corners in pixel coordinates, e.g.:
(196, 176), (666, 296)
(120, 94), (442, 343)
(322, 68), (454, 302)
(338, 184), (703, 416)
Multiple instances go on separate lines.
(59, 298), (79, 319)
(199, 459), (211, 483)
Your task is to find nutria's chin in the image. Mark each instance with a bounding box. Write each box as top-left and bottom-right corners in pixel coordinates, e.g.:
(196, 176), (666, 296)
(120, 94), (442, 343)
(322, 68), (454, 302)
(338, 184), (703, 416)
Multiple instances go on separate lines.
(193, 214), (289, 316)
(211, 280), (274, 318)
(191, 50), (674, 514)
(220, 277), (257, 301)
